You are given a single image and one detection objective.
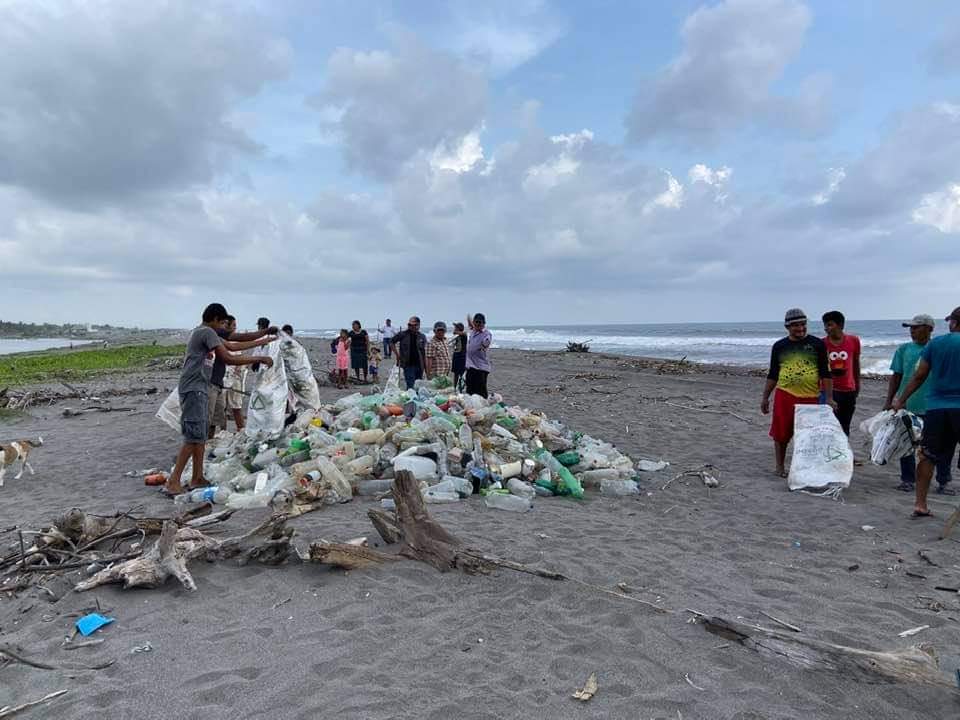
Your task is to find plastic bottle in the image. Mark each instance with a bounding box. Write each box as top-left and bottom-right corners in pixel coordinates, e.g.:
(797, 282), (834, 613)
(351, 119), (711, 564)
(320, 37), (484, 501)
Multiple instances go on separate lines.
(357, 479), (394, 496)
(533, 484), (554, 497)
(315, 456), (352, 501)
(579, 468), (625, 489)
(499, 461), (522, 480)
(458, 423), (474, 449)
(484, 493), (533, 512)
(347, 455), (374, 476)
(507, 477), (536, 499)
(424, 490), (460, 504)
(251, 447), (280, 469)
(354, 428), (385, 445)
(380, 497), (396, 510)
(535, 448), (584, 498)
(600, 478), (640, 496)
(392, 455), (438, 481)
(174, 486), (231, 505)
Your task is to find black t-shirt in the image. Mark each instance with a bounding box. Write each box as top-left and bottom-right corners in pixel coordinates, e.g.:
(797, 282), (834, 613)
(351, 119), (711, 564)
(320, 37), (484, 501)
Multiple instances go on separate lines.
(349, 330), (368, 355)
(406, 331), (420, 366)
(210, 328), (231, 387)
(453, 335), (467, 355)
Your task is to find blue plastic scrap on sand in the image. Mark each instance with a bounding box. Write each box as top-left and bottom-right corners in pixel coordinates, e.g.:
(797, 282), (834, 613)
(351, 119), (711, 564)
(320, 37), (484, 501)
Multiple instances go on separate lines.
(76, 613), (115, 637)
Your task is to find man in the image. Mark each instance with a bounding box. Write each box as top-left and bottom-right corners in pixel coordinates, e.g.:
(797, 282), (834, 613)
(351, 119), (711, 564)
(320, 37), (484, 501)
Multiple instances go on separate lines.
(222, 316), (247, 432)
(885, 314), (955, 494)
(390, 316), (427, 389)
(208, 315), (278, 438)
(379, 319), (396, 359)
(892, 306), (960, 517)
(761, 308), (834, 478)
(425, 321), (452, 381)
(822, 310), (861, 436)
(165, 304), (273, 496)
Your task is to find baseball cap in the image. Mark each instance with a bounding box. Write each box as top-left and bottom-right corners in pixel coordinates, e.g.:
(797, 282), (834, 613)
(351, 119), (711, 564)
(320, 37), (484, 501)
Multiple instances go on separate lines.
(945, 307), (960, 323)
(902, 314), (935, 328)
(433, 321), (447, 331)
(784, 308), (807, 325)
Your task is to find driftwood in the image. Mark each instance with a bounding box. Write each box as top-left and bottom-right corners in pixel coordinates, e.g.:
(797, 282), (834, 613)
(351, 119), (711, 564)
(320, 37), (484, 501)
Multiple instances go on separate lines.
(305, 541), (399, 570)
(0, 689), (69, 718)
(205, 514), (293, 566)
(75, 522), (217, 592)
(695, 613), (954, 689)
(367, 508), (403, 544)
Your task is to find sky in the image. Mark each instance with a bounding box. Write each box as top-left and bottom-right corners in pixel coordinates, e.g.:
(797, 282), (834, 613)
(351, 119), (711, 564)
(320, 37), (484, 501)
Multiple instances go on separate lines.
(1, 0), (959, 329)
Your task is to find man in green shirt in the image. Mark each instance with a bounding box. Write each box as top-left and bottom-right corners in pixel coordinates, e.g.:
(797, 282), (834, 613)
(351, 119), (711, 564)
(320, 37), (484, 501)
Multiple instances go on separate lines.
(885, 314), (955, 494)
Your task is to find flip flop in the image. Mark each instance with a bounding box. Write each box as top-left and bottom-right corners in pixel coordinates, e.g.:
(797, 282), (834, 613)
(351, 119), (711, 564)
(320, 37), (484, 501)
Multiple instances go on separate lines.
(912, 510), (934, 518)
(158, 486), (182, 498)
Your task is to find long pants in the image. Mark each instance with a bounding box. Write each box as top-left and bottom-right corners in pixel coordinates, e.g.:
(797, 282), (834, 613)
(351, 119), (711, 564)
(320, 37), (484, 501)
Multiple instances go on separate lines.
(833, 390), (857, 435)
(465, 368), (489, 398)
(403, 365), (422, 390)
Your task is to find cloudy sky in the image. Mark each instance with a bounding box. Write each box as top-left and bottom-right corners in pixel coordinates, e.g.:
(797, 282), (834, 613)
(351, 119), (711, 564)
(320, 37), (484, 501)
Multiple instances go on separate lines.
(1, 0), (959, 329)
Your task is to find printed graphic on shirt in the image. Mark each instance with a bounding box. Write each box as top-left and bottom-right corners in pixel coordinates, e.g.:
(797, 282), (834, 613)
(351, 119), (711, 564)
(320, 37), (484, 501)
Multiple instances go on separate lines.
(828, 348), (848, 377)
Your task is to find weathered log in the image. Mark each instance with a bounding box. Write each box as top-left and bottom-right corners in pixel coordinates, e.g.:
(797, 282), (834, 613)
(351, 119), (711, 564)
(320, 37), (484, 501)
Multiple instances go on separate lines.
(699, 614), (955, 689)
(206, 514), (293, 566)
(74, 522), (216, 592)
(367, 508), (403, 545)
(306, 541), (399, 570)
(391, 470), (463, 572)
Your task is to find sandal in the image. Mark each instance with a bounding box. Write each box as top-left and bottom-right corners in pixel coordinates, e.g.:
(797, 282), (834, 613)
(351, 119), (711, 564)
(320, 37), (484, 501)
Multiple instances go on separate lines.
(912, 510), (934, 518)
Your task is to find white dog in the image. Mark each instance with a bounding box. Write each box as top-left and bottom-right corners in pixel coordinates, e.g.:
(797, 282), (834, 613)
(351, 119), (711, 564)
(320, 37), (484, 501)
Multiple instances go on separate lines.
(0, 437), (43, 487)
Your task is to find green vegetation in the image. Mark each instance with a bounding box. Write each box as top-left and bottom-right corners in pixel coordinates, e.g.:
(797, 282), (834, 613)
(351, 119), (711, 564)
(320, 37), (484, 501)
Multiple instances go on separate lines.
(0, 407), (26, 424)
(0, 344), (184, 386)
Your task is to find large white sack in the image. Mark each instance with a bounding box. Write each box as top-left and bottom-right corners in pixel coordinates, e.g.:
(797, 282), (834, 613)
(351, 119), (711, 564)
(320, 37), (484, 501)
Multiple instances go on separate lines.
(859, 410), (921, 465)
(156, 388), (181, 431)
(279, 332), (320, 410)
(788, 404), (853, 498)
(245, 339), (288, 437)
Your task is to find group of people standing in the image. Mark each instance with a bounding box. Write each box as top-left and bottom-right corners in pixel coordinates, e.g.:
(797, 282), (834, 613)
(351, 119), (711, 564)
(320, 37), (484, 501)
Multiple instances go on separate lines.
(762, 306), (960, 518)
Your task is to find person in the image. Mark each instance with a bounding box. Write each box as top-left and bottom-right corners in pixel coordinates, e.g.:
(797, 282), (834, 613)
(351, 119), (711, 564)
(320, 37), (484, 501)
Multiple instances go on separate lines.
(368, 345), (381, 381)
(761, 308), (834, 478)
(425, 321), (452, 381)
(391, 316), (427, 389)
(222, 316), (248, 432)
(335, 329), (350, 389)
(281, 324), (294, 335)
(885, 314), (955, 494)
(822, 310), (861, 436)
(349, 320), (369, 383)
(892, 306), (960, 517)
(165, 304), (273, 496)
(379, 319), (396, 359)
(465, 313), (492, 398)
(451, 322), (467, 390)
(208, 315), (278, 438)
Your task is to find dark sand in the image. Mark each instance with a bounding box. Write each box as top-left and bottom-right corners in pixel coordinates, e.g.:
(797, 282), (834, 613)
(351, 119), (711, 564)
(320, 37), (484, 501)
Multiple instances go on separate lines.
(1, 342), (959, 719)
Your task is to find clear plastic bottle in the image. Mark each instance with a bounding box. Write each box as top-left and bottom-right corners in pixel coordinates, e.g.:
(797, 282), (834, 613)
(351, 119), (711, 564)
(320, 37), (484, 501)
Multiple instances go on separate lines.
(174, 486), (231, 505)
(484, 493), (532, 512)
(506, 477), (536, 499)
(600, 479), (640, 496)
(357, 479), (394, 496)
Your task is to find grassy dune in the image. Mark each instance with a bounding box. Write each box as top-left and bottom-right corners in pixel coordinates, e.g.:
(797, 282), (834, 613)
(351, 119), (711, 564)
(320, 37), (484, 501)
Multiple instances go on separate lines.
(0, 344), (184, 386)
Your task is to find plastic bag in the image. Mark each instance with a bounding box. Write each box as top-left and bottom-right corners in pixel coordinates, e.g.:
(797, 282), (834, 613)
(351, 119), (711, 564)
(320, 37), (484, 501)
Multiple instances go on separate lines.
(156, 388), (181, 432)
(859, 410), (921, 465)
(788, 405), (853, 498)
(279, 331), (321, 410)
(245, 339), (288, 437)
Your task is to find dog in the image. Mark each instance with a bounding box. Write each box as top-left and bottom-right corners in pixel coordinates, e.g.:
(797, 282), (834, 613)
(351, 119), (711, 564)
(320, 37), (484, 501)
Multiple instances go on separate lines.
(0, 436), (43, 487)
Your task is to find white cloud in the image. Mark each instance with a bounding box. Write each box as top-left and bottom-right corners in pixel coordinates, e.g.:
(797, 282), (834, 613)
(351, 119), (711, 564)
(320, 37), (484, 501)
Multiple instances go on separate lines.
(913, 184), (960, 233)
(627, 0), (826, 144)
(644, 172), (685, 214)
(430, 131), (487, 174)
(811, 167), (846, 205)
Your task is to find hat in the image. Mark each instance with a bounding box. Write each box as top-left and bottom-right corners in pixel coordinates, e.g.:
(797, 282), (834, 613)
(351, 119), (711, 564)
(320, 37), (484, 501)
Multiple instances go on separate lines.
(433, 321), (447, 331)
(903, 314), (935, 328)
(945, 307), (960, 323)
(783, 308), (807, 325)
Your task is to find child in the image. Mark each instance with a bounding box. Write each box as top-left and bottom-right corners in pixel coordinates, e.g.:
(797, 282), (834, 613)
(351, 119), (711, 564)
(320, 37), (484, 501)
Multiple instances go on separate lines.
(451, 322), (467, 391)
(369, 345), (381, 381)
(165, 303), (273, 496)
(336, 329), (351, 389)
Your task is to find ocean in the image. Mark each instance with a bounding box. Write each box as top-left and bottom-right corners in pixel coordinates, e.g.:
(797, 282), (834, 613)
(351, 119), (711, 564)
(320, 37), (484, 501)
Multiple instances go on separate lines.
(301, 320), (923, 374)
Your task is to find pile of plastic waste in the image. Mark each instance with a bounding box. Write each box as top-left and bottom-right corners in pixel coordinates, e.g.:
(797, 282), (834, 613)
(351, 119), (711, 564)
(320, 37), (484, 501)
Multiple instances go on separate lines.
(859, 409), (922, 466)
(166, 367), (668, 512)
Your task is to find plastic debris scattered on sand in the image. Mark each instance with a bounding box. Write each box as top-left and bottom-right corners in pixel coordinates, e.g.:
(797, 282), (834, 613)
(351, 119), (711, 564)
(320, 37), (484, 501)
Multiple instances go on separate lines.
(76, 613), (115, 636)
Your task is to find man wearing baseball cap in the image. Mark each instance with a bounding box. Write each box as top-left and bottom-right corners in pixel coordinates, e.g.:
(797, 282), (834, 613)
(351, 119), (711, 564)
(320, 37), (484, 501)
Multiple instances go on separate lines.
(885, 314), (955, 494)
(425, 321), (452, 381)
(761, 308), (834, 477)
(893, 306), (960, 517)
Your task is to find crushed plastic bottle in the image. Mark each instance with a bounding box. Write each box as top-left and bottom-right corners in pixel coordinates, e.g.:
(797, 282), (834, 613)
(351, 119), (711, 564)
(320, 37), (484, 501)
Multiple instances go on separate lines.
(506, 477), (536, 499)
(484, 493), (533, 512)
(174, 486), (231, 505)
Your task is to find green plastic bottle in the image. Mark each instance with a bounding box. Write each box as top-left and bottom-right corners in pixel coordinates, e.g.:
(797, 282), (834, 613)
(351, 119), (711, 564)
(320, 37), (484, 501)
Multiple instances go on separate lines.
(553, 451), (581, 467)
(536, 448), (583, 498)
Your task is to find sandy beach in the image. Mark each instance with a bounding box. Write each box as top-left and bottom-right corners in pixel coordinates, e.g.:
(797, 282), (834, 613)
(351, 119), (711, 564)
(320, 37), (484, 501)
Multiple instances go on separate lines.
(1, 341), (959, 720)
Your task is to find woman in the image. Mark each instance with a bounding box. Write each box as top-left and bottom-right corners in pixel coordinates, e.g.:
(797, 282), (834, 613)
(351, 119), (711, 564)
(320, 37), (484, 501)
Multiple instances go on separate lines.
(465, 313), (492, 398)
(349, 320), (369, 383)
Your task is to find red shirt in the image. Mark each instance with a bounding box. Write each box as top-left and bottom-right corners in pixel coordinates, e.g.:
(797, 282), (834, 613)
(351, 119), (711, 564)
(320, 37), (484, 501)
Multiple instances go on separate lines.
(823, 333), (860, 392)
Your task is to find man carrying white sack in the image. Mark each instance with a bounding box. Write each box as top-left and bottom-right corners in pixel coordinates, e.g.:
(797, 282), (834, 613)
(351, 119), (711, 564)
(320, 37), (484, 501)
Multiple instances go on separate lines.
(893, 306), (960, 518)
(884, 314), (955, 495)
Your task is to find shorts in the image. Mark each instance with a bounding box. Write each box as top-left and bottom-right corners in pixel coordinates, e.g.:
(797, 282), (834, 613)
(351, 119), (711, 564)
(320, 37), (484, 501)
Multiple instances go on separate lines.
(769, 388), (818, 443)
(369, 365), (379, 378)
(207, 385), (226, 428)
(180, 390), (208, 444)
(920, 409), (960, 464)
(225, 388), (244, 411)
